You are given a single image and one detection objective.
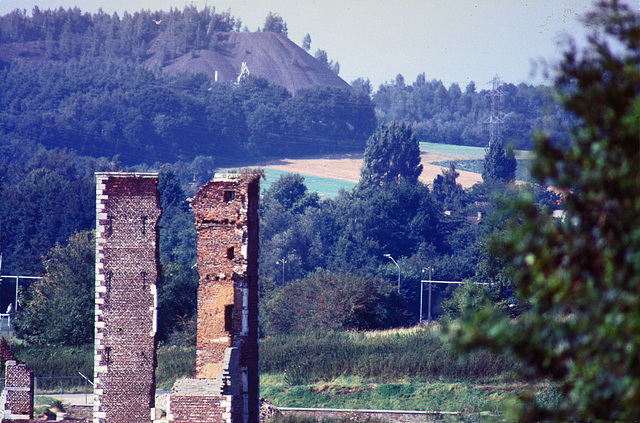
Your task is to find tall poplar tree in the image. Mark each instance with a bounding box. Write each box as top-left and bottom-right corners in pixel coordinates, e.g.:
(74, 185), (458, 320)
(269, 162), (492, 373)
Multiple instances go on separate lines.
(359, 121), (423, 188)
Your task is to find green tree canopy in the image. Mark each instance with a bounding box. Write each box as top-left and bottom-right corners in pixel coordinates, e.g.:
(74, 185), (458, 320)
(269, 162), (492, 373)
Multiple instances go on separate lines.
(359, 121), (423, 188)
(262, 173), (319, 213)
(481, 140), (516, 184)
(302, 33), (311, 51)
(453, 1), (640, 419)
(262, 11), (287, 37)
(261, 270), (410, 336)
(432, 163), (467, 210)
(15, 231), (94, 346)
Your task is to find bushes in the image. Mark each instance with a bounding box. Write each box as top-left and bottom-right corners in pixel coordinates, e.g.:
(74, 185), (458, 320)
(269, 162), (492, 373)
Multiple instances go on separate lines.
(4, 341), (194, 392)
(261, 271), (411, 336)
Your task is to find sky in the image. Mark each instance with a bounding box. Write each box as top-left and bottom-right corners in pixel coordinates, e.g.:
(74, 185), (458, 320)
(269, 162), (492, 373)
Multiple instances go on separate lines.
(0, 0), (598, 90)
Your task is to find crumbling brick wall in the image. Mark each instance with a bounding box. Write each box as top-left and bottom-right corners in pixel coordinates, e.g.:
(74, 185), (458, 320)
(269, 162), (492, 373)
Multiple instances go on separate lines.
(170, 173), (260, 423)
(93, 172), (161, 423)
(1, 360), (34, 421)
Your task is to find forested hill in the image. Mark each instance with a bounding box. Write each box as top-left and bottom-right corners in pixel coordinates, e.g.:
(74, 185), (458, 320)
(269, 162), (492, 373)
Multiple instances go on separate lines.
(0, 7), (376, 164)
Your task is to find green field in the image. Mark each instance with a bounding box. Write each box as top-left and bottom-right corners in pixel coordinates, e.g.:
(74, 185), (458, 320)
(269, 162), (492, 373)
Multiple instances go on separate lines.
(260, 377), (557, 416)
(420, 142), (488, 160)
(262, 168), (356, 199)
(420, 142), (532, 160)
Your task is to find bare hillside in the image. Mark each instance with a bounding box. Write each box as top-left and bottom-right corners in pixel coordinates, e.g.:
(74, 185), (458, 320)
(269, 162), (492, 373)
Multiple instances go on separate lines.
(146, 32), (351, 93)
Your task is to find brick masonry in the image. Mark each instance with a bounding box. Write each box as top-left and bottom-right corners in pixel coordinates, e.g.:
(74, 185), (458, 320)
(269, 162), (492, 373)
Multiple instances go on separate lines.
(169, 173), (260, 423)
(93, 173), (161, 423)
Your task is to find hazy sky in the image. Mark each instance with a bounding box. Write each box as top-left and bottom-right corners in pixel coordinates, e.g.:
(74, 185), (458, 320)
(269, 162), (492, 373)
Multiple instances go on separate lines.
(0, 0), (598, 90)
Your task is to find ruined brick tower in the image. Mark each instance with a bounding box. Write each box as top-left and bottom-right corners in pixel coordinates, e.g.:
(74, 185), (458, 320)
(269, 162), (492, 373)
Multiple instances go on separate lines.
(94, 172), (161, 423)
(169, 173), (260, 423)
(0, 360), (34, 421)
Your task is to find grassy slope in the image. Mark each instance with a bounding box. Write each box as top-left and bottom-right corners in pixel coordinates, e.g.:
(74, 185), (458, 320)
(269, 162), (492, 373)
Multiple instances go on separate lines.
(259, 328), (558, 414)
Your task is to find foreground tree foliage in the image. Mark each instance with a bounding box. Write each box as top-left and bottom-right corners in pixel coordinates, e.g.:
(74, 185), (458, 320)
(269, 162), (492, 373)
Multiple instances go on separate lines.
(452, 1), (640, 419)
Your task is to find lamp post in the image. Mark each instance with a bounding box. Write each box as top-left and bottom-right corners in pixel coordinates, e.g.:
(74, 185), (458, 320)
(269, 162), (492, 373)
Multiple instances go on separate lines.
(420, 267), (433, 324)
(276, 258), (287, 284)
(384, 254), (401, 293)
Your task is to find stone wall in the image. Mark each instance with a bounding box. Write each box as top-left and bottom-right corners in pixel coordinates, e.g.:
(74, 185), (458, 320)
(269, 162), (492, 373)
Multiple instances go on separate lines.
(170, 173), (260, 423)
(93, 172), (161, 423)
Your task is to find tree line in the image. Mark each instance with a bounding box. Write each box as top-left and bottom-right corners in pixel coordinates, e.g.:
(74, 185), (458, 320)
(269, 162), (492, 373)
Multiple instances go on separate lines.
(0, 6), (239, 61)
(6, 117), (526, 344)
(372, 74), (577, 150)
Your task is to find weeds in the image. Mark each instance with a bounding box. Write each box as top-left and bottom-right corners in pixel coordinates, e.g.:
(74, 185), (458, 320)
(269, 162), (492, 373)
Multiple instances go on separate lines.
(9, 341), (93, 378)
(260, 328), (519, 384)
(269, 416), (386, 423)
(155, 344), (195, 389)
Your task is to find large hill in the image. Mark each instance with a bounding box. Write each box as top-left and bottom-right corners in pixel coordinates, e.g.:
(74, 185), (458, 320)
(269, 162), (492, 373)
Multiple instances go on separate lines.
(0, 31), (351, 94)
(146, 32), (351, 93)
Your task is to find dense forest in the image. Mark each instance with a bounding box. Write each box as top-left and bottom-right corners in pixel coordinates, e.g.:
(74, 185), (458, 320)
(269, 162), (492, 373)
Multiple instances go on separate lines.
(0, 60), (376, 163)
(0, 6), (241, 60)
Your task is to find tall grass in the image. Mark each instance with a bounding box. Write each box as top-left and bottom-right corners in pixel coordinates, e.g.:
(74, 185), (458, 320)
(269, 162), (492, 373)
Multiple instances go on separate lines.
(10, 341), (93, 378)
(261, 380), (540, 413)
(260, 328), (519, 384)
(7, 340), (195, 391)
(270, 416), (386, 423)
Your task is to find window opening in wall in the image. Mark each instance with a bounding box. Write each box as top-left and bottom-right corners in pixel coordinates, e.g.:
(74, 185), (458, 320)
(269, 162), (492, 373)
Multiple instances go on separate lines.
(106, 270), (112, 293)
(105, 216), (113, 237)
(224, 305), (234, 332)
(141, 216), (147, 235)
(227, 247), (235, 260)
(224, 190), (236, 202)
(141, 271), (147, 290)
(103, 346), (111, 365)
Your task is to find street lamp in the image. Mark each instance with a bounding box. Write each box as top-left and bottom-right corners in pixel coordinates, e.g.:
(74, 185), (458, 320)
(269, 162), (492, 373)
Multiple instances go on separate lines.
(420, 267), (433, 324)
(276, 258), (287, 284)
(384, 254), (401, 293)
